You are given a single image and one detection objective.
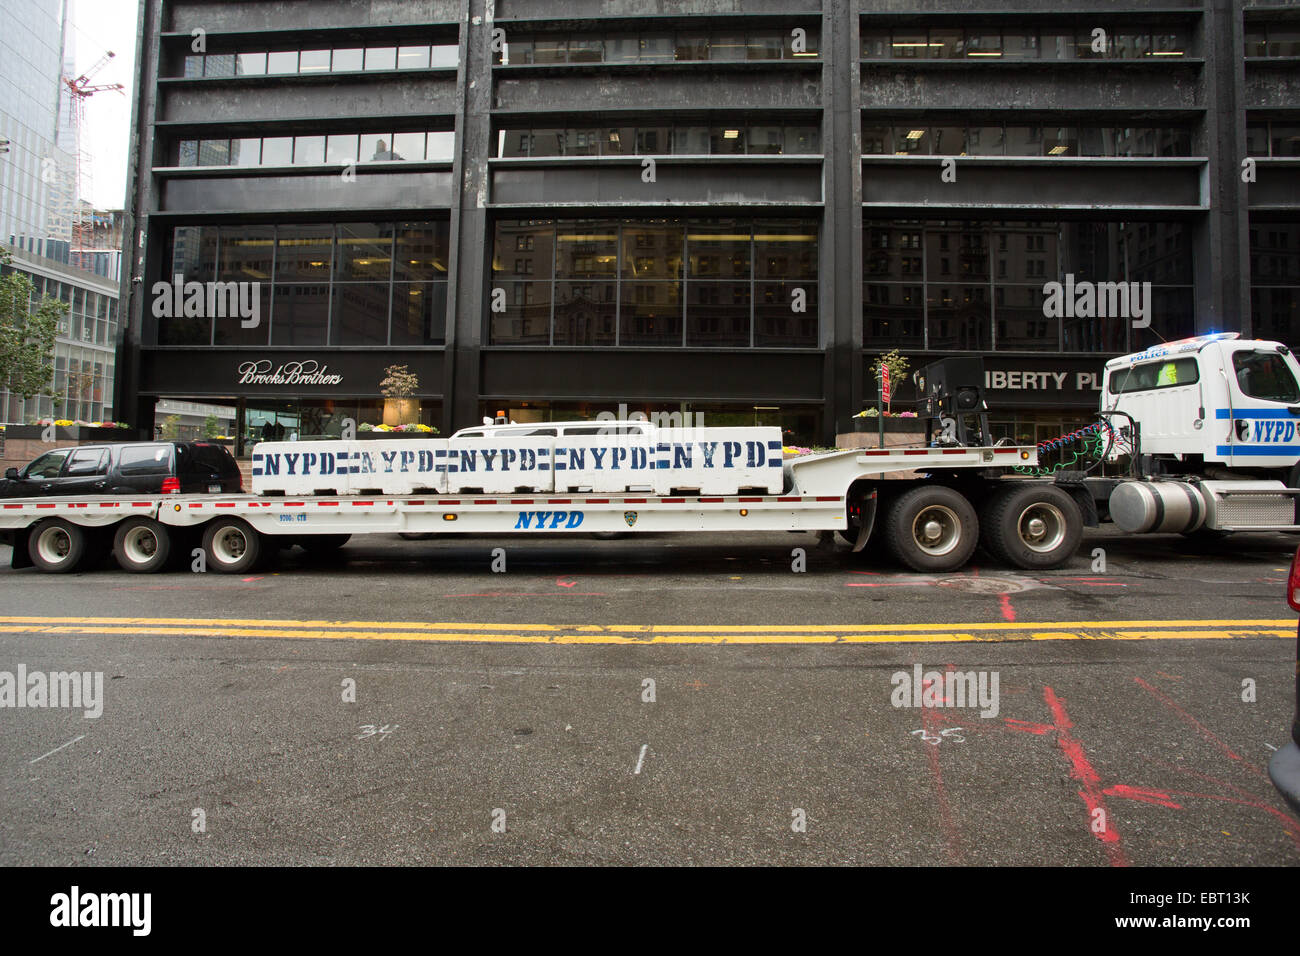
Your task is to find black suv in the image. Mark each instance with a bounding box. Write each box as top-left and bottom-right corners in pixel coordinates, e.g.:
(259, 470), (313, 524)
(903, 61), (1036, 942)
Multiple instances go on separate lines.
(1, 441), (243, 497)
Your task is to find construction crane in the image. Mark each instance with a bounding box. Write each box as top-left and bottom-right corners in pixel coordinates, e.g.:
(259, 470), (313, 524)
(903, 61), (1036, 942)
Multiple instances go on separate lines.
(62, 50), (124, 270)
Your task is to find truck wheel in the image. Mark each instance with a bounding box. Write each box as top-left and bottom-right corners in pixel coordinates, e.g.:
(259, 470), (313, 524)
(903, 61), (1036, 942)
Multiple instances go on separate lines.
(113, 518), (173, 573)
(883, 486), (979, 572)
(202, 518), (263, 573)
(297, 534), (351, 554)
(27, 519), (88, 573)
(982, 484), (1082, 570)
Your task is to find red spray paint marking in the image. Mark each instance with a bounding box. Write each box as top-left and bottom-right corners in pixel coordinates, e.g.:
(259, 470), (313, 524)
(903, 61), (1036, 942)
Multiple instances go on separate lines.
(556, 579), (577, 588)
(1003, 718), (1054, 736)
(920, 673), (966, 865)
(998, 593), (1016, 622)
(1147, 758), (1300, 848)
(1043, 685), (1130, 867)
(1133, 677), (1264, 777)
(1102, 784), (1183, 810)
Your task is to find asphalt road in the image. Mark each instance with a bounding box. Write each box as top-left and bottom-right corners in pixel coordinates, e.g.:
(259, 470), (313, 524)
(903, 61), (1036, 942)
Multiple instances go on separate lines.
(0, 526), (1297, 866)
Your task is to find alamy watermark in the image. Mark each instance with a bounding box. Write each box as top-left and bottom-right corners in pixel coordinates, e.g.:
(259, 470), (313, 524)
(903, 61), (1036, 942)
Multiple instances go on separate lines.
(151, 274), (261, 329)
(890, 664), (999, 718)
(1042, 274), (1151, 329)
(0, 666), (103, 718)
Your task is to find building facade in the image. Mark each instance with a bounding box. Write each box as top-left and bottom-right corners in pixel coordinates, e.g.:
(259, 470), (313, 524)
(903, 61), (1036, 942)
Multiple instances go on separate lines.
(116, 0), (1300, 449)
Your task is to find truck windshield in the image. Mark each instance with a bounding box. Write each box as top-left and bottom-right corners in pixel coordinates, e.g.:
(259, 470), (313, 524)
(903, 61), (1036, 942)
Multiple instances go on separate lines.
(1233, 351), (1300, 402)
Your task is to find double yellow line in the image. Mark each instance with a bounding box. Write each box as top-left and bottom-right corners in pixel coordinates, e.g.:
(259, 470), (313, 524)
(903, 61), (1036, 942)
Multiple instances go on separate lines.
(0, 616), (1293, 645)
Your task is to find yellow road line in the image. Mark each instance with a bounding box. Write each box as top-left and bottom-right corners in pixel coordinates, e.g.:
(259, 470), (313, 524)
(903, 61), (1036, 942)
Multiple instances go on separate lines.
(0, 616), (1292, 633)
(0, 618), (1290, 645)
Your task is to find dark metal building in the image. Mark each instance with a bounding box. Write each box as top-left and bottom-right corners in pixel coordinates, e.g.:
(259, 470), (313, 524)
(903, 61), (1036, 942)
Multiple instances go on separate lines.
(115, 0), (1300, 449)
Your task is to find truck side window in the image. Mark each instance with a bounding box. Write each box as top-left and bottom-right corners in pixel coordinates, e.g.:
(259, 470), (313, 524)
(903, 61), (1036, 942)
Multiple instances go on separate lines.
(25, 449), (70, 479)
(1233, 351), (1300, 403)
(1109, 357), (1198, 394)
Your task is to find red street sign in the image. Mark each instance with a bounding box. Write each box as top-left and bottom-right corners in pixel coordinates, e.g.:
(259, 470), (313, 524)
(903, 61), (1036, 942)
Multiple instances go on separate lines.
(881, 366), (891, 404)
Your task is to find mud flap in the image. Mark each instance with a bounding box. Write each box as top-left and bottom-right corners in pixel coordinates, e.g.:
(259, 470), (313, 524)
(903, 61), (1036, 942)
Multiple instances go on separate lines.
(852, 490), (879, 553)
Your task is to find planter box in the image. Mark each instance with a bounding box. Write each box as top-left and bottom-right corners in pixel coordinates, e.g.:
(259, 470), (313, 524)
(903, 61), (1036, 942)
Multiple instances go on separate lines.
(3, 425), (138, 442)
(850, 417), (926, 433)
(358, 430), (439, 440)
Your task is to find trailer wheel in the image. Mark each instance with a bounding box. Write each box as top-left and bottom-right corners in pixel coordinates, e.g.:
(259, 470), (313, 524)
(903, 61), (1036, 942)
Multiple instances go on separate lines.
(27, 518), (89, 573)
(113, 518), (173, 573)
(296, 534), (351, 554)
(201, 518), (263, 573)
(981, 484), (1081, 570)
(883, 486), (979, 572)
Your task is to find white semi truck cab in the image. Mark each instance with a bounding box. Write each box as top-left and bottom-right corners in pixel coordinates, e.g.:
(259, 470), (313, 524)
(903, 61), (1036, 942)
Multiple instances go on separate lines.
(1103, 332), (1300, 478)
(1089, 333), (1300, 535)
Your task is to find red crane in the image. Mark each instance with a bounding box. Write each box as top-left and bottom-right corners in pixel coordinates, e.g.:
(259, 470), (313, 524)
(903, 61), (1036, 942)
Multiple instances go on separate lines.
(62, 50), (124, 268)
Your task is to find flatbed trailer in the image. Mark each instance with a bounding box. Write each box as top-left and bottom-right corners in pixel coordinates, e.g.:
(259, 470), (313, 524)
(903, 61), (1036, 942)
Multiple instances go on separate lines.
(1, 443), (1058, 575)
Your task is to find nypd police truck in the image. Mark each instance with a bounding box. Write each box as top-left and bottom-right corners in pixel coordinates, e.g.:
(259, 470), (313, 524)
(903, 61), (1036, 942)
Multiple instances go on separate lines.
(2, 332), (1298, 576)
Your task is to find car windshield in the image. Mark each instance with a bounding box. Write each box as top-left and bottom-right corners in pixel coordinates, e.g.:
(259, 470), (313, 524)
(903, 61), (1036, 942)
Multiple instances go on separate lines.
(25, 450), (70, 478)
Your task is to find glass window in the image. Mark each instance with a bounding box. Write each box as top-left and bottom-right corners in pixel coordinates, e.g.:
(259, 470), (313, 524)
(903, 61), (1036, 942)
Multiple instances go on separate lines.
(178, 140), (198, 166)
(995, 286), (1058, 351)
(621, 222), (683, 278)
(332, 282), (391, 345)
(299, 49), (331, 72)
(891, 31), (928, 59)
(563, 128), (599, 156)
(326, 134), (359, 165)
(967, 125), (1004, 156)
(533, 39), (566, 64)
(785, 126), (820, 153)
(689, 222), (751, 278)
(489, 281), (551, 344)
(261, 137), (293, 165)
(1272, 125), (1300, 158)
(1234, 350), (1300, 402)
(710, 127), (746, 155)
(336, 223), (393, 281)
(529, 128), (563, 157)
(603, 127), (635, 155)
(267, 50), (298, 73)
(391, 282), (447, 345)
(212, 281), (271, 346)
(557, 222), (618, 278)
(1151, 29), (1187, 57)
(621, 282), (682, 344)
(361, 134), (396, 162)
(747, 33), (783, 60)
(756, 281), (817, 347)
(864, 282), (925, 348)
(862, 125), (893, 155)
(292, 135), (325, 165)
(205, 54), (236, 77)
(670, 128), (712, 154)
(365, 47), (397, 71)
(430, 44), (458, 68)
(710, 35), (747, 61)
(498, 129), (530, 157)
(494, 221), (554, 278)
(676, 35), (709, 61)
(1002, 30), (1038, 59)
(568, 38), (603, 63)
(218, 225), (274, 282)
(275, 226), (333, 281)
(1043, 126), (1077, 156)
(1109, 357), (1199, 393)
(1246, 123), (1269, 157)
(605, 37), (641, 62)
(271, 284), (331, 345)
(426, 131), (454, 160)
(930, 126), (967, 155)
(237, 52), (266, 75)
(639, 35), (673, 62)
(232, 138), (261, 166)
(748, 126), (784, 155)
(554, 281), (616, 345)
(1040, 31), (1076, 60)
(25, 450), (70, 478)
(1245, 27), (1267, 58)
(755, 221), (817, 279)
(784, 30), (819, 58)
(861, 30), (890, 59)
(198, 139), (230, 166)
(688, 281), (750, 346)
(964, 31), (1002, 58)
(395, 221), (450, 280)
(183, 55), (204, 77)
(397, 45), (431, 69)
(332, 48), (364, 71)
(391, 131), (426, 161)
(1109, 30), (1150, 59)
(928, 29), (962, 58)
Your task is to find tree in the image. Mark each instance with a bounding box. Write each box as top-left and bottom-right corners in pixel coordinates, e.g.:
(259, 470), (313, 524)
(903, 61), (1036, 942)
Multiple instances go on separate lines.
(379, 364), (420, 424)
(203, 414), (222, 438)
(870, 349), (910, 413)
(0, 249), (63, 406)
(160, 414), (181, 440)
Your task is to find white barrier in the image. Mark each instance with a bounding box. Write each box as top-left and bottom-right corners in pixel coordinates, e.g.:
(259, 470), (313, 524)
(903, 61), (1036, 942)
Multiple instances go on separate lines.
(654, 427), (784, 494)
(553, 432), (656, 493)
(252, 440), (448, 495)
(446, 436), (555, 494)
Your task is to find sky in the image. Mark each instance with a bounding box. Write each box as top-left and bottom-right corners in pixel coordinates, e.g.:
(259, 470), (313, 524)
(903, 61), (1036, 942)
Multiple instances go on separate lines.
(66, 0), (140, 209)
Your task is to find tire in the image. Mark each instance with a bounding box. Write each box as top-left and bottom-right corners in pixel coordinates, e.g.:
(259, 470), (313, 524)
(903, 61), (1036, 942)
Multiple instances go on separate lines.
(201, 518), (264, 574)
(980, 484), (1082, 570)
(883, 486), (979, 572)
(296, 534), (351, 553)
(112, 518), (173, 573)
(27, 518), (89, 573)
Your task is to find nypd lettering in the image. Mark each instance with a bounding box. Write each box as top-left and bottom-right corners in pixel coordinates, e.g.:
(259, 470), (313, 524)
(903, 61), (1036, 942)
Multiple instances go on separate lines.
(1252, 420), (1296, 443)
(513, 511), (585, 530)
